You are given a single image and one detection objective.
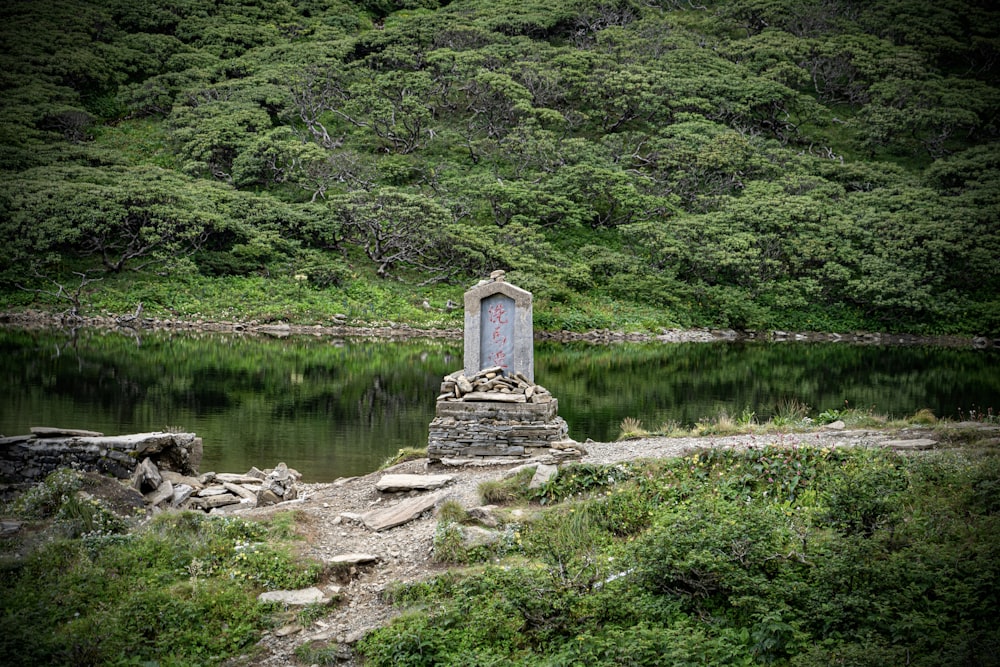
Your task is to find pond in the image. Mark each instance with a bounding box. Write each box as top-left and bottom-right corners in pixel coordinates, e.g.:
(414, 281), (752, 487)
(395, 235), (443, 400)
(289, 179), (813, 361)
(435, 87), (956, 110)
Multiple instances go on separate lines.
(2, 327), (998, 481)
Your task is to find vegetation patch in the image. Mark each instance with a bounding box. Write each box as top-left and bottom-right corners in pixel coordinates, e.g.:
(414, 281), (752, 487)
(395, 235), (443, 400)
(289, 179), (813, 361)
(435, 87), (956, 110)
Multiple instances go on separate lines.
(0, 480), (324, 666)
(364, 444), (1000, 666)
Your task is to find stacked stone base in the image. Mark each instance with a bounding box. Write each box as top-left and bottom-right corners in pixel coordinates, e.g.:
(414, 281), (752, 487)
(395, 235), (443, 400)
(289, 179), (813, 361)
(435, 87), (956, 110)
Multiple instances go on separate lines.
(427, 399), (579, 460)
(0, 429), (202, 483)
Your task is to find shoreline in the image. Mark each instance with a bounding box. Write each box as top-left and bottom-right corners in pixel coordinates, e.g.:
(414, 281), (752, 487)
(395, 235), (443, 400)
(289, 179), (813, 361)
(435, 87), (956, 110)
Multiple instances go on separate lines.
(0, 308), (994, 348)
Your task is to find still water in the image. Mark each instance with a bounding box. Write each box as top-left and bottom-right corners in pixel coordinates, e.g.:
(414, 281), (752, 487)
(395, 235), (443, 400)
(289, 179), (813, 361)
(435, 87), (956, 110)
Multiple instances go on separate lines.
(2, 327), (998, 481)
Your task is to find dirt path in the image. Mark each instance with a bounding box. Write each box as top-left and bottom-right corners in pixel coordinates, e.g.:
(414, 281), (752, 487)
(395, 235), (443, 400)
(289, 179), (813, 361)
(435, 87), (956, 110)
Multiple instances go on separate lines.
(240, 426), (942, 666)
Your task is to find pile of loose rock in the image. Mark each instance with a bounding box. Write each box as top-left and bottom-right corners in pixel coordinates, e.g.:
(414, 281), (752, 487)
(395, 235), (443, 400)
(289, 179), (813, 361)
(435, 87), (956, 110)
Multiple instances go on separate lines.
(428, 368), (584, 462)
(437, 366), (554, 404)
(131, 457), (301, 513)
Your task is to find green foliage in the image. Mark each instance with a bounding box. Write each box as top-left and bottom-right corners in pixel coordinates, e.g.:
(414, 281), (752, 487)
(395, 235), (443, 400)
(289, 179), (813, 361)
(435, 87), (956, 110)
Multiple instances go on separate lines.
(0, 508), (321, 666)
(1, 0), (999, 334)
(361, 445), (1000, 666)
(10, 468), (83, 519)
(380, 446), (429, 469)
(478, 467), (536, 504)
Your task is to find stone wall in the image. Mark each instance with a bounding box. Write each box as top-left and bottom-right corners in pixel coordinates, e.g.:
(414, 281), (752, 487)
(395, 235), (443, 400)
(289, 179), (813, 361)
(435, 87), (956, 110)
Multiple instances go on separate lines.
(427, 368), (582, 461)
(0, 428), (202, 483)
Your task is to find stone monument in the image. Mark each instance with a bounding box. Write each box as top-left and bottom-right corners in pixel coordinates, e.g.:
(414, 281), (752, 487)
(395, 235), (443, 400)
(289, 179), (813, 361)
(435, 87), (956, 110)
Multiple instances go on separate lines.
(427, 271), (583, 462)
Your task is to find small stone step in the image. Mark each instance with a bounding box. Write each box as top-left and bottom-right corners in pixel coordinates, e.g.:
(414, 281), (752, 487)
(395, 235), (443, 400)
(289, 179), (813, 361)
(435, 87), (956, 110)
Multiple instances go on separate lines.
(376, 473), (454, 492)
(885, 438), (936, 450)
(327, 553), (380, 565)
(362, 490), (447, 532)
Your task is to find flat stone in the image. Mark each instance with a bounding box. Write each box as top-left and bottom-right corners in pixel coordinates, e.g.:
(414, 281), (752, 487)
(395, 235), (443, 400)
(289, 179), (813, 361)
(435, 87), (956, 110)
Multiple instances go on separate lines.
(376, 474), (454, 492)
(435, 400), (558, 422)
(215, 473), (265, 484)
(194, 493), (241, 509)
(197, 486), (232, 496)
(823, 420), (846, 430)
(1, 521), (22, 536)
(258, 587), (328, 605)
(885, 438), (936, 450)
(223, 482), (260, 500)
(0, 435), (34, 445)
(144, 480), (174, 507)
(362, 491), (447, 532)
(327, 553), (380, 565)
(30, 427), (104, 438)
(171, 484), (195, 507)
(528, 464), (558, 489)
(160, 470), (203, 490)
(274, 624), (302, 637)
(461, 392), (527, 403)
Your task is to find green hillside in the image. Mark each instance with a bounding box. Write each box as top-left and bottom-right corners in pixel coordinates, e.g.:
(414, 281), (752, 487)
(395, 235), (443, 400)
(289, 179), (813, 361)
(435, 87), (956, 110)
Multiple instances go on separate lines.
(2, 0), (998, 334)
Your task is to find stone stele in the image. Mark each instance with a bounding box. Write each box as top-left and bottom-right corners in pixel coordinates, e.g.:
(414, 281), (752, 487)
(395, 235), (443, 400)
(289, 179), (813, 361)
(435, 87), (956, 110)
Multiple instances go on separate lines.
(463, 271), (533, 382)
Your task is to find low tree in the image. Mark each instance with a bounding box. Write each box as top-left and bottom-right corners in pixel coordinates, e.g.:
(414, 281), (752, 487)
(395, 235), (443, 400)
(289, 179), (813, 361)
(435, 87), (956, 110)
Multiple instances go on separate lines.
(331, 187), (456, 280)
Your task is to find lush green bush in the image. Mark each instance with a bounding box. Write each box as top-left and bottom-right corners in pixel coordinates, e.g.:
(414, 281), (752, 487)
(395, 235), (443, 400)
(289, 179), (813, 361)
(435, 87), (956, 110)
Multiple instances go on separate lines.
(1, 0), (998, 335)
(0, 508), (322, 666)
(361, 445), (1000, 666)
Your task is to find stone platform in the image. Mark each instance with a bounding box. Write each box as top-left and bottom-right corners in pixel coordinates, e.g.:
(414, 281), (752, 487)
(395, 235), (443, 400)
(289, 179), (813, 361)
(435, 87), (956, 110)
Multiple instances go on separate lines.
(427, 398), (576, 460)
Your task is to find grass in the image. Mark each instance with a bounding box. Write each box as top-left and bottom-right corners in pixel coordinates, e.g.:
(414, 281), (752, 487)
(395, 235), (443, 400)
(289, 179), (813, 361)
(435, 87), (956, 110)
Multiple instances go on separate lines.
(617, 417), (649, 440)
(379, 447), (428, 469)
(618, 405), (966, 440)
(1, 472), (326, 666)
(478, 467), (536, 505)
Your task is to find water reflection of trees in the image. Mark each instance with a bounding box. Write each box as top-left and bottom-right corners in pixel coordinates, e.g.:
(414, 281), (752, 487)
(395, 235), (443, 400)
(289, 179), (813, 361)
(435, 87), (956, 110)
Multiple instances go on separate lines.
(2, 328), (998, 475)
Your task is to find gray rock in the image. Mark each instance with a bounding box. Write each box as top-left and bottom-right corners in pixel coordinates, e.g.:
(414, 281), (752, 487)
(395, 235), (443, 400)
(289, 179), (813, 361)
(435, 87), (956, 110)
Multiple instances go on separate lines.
(885, 438), (936, 450)
(528, 464), (558, 489)
(461, 525), (500, 549)
(466, 505), (500, 528)
(160, 470), (203, 490)
(214, 473), (263, 484)
(327, 553), (380, 565)
(1, 521), (22, 536)
(171, 483), (195, 507)
(223, 482), (259, 501)
(823, 420), (846, 430)
(362, 490), (447, 532)
(193, 492), (240, 509)
(376, 474), (454, 492)
(197, 486), (232, 497)
(462, 391), (527, 403)
(131, 457), (162, 492)
(30, 427), (104, 438)
(144, 480), (174, 507)
(258, 587), (328, 605)
(256, 489), (282, 507)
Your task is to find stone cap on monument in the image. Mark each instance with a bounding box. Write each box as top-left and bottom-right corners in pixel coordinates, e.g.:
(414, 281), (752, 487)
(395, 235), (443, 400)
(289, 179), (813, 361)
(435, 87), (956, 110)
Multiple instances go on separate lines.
(463, 270), (534, 382)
